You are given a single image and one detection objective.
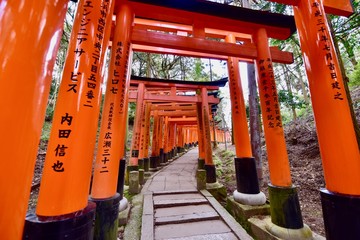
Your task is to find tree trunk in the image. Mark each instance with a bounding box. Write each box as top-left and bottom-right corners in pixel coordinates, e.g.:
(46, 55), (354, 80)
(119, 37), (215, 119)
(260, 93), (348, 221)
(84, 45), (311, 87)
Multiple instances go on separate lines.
(247, 63), (263, 184)
(282, 65), (297, 121)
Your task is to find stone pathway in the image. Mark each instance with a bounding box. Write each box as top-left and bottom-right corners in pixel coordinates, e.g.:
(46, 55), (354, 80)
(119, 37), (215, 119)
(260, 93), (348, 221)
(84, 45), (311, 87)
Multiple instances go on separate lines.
(140, 148), (253, 240)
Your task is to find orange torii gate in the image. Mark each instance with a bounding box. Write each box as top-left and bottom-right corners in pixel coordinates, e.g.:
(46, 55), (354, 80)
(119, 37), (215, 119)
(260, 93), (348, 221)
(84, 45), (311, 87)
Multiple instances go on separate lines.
(2, 0), (357, 239)
(1, 0), (297, 239)
(125, 77), (226, 189)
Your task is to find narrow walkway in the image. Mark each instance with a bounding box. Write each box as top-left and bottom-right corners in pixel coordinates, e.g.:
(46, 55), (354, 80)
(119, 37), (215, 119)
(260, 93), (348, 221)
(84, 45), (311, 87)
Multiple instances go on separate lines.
(141, 148), (253, 240)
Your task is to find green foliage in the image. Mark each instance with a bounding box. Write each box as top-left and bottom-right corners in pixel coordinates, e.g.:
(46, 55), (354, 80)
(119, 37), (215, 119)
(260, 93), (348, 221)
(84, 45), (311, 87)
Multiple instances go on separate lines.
(349, 61), (360, 87)
(278, 90), (306, 110)
(128, 102), (136, 125)
(40, 121), (52, 141)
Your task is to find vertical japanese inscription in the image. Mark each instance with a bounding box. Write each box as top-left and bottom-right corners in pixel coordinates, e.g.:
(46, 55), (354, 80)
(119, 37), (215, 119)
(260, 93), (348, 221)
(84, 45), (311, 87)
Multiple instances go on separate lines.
(311, 1), (343, 101)
(258, 58), (282, 129)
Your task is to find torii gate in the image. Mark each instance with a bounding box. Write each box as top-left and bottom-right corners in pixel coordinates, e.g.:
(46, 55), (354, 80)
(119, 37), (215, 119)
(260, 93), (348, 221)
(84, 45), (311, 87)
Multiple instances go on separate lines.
(125, 77), (225, 190)
(2, 0), (358, 239)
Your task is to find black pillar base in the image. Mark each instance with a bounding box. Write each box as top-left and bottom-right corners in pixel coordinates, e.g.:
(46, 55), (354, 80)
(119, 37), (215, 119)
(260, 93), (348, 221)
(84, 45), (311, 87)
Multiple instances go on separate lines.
(159, 148), (164, 164)
(204, 164), (217, 183)
(23, 202), (96, 240)
(198, 158), (205, 169)
(117, 159), (126, 199)
(138, 158), (144, 169)
(234, 157), (260, 194)
(90, 193), (121, 240)
(150, 156), (158, 170)
(268, 184), (303, 229)
(143, 158), (149, 172)
(321, 189), (360, 240)
(164, 152), (168, 163)
(177, 146), (181, 153)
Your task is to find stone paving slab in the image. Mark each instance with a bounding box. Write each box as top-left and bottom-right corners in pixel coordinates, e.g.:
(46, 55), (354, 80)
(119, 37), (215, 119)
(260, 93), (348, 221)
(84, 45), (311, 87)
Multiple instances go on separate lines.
(155, 211), (220, 225)
(154, 220), (233, 239)
(141, 148), (253, 240)
(154, 198), (209, 208)
(164, 232), (239, 240)
(153, 193), (205, 201)
(155, 204), (215, 218)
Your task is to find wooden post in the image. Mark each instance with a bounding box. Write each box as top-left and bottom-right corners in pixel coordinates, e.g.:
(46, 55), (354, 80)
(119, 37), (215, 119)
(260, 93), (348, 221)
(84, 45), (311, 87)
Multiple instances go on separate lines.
(36, 0), (112, 216)
(225, 34), (265, 206)
(0, 1), (68, 238)
(129, 83), (145, 166)
(201, 87), (216, 183)
(150, 110), (159, 170)
(294, 1), (360, 238)
(89, 4), (133, 238)
(254, 28), (308, 236)
(196, 102), (206, 167)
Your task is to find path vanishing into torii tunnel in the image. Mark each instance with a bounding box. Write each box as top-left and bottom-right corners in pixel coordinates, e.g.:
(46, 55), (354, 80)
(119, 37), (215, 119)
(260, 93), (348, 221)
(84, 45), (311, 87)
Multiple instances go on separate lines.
(140, 148), (253, 240)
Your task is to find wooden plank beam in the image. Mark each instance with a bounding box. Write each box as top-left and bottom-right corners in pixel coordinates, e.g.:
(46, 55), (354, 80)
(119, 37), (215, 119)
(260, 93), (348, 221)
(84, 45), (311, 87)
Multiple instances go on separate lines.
(152, 110), (197, 117)
(151, 105), (196, 110)
(132, 44), (294, 64)
(128, 92), (220, 104)
(131, 30), (293, 64)
(125, 0), (295, 40)
(130, 78), (221, 90)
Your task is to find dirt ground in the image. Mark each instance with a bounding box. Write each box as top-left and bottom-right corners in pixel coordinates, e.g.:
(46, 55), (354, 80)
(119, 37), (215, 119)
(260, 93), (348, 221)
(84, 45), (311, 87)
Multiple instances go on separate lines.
(214, 120), (326, 236)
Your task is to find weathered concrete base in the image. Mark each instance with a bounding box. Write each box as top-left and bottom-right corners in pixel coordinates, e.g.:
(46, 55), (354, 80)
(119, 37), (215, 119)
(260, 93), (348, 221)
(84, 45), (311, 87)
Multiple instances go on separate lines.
(119, 197), (128, 212)
(118, 200), (131, 226)
(206, 182), (227, 203)
(129, 171), (140, 194)
(196, 169), (206, 190)
(226, 196), (270, 232)
(266, 218), (312, 240)
(233, 190), (267, 206)
(249, 216), (324, 240)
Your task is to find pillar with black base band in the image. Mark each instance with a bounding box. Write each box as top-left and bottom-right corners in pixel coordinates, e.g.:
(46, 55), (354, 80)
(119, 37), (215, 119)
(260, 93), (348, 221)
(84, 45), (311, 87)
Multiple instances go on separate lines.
(143, 103), (152, 171)
(127, 83), (145, 188)
(30, 0), (115, 239)
(90, 2), (133, 239)
(201, 87), (217, 184)
(196, 102), (206, 168)
(150, 110), (160, 171)
(293, 1), (360, 238)
(254, 28), (311, 239)
(0, 1), (68, 238)
(226, 34), (266, 206)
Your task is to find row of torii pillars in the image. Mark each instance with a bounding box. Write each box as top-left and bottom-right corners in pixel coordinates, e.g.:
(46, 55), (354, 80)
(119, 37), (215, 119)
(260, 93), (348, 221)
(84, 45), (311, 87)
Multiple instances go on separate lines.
(0, 0), (359, 240)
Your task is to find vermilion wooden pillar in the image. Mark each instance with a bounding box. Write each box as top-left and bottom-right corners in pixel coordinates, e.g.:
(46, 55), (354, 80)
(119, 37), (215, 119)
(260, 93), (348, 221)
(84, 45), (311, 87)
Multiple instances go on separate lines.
(294, 1), (360, 238)
(162, 116), (169, 164)
(28, 0), (116, 238)
(201, 88), (217, 183)
(254, 28), (310, 238)
(90, 2), (133, 239)
(158, 116), (165, 164)
(226, 34), (265, 205)
(143, 103), (152, 171)
(0, 1), (68, 238)
(129, 83), (145, 167)
(150, 111), (160, 171)
(196, 102), (206, 168)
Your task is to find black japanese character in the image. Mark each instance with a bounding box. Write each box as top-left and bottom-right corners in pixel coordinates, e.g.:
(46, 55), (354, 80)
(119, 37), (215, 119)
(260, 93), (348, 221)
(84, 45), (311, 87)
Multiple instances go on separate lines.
(55, 144), (68, 157)
(59, 129), (71, 138)
(52, 160), (64, 172)
(61, 113), (73, 126)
